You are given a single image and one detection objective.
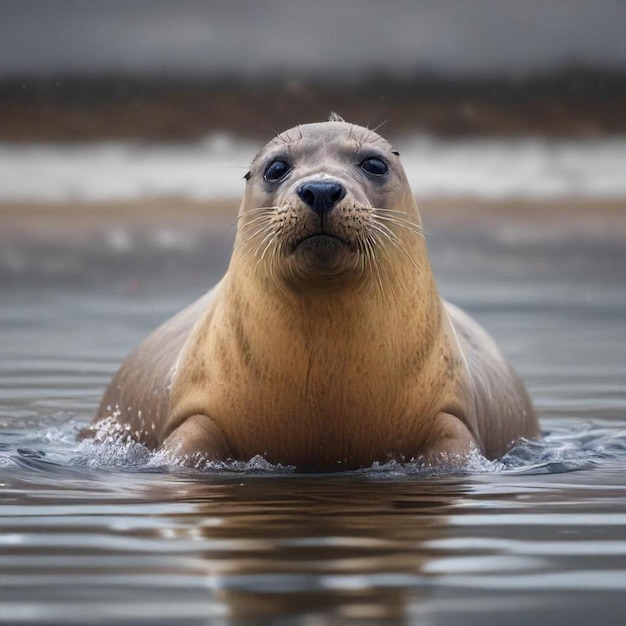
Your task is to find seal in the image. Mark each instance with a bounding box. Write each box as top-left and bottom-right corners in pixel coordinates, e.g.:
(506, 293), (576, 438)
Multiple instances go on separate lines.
(93, 117), (539, 469)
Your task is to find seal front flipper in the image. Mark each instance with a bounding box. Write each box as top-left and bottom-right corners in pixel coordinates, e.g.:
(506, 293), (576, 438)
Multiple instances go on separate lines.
(160, 414), (233, 467)
(419, 412), (479, 466)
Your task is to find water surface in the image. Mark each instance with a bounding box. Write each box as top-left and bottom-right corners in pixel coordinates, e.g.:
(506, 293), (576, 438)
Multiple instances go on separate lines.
(2, 135), (626, 202)
(1, 206), (625, 625)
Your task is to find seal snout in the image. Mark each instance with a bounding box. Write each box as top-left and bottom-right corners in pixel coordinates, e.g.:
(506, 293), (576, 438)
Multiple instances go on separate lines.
(297, 180), (346, 216)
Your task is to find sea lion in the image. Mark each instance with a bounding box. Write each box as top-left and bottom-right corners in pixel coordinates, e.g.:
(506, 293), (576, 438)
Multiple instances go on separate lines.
(93, 118), (539, 469)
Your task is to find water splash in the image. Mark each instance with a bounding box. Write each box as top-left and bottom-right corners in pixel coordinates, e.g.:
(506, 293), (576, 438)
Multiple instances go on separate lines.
(503, 421), (626, 474)
(61, 416), (626, 478)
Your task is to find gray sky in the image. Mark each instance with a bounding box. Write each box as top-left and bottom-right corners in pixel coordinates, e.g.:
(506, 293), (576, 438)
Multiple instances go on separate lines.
(1, 0), (625, 79)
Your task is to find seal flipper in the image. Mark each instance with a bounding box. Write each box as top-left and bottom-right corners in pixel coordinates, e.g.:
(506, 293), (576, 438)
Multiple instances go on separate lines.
(420, 412), (479, 466)
(160, 414), (233, 467)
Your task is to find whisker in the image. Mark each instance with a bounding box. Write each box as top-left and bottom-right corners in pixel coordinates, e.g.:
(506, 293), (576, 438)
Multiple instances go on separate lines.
(371, 119), (388, 134)
(237, 215), (276, 238)
(368, 239), (386, 300)
(373, 212), (425, 239)
(368, 217), (421, 272)
(233, 206), (280, 241)
(237, 226), (272, 252)
(238, 214), (275, 230)
(367, 229), (404, 309)
(375, 208), (421, 220)
(255, 229), (280, 269)
(354, 231), (371, 279)
(241, 220), (274, 256)
(231, 206), (278, 234)
(374, 211), (423, 227)
(367, 221), (406, 258)
(238, 206), (279, 218)
(374, 208), (410, 217)
(364, 231), (390, 303)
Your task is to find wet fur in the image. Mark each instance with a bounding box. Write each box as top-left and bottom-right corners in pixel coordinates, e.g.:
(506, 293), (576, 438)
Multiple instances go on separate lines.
(93, 121), (539, 469)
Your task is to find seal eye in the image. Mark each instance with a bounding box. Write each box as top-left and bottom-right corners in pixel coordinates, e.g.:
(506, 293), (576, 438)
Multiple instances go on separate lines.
(264, 160), (291, 182)
(360, 157), (388, 176)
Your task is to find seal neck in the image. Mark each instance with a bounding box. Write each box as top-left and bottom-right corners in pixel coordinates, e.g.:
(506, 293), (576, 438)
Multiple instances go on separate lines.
(225, 241), (442, 366)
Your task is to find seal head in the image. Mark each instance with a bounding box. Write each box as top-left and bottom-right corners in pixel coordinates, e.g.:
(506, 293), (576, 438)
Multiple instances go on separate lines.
(237, 121), (420, 293)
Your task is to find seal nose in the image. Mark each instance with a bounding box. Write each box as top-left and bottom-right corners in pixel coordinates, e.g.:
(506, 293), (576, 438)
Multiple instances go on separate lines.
(297, 181), (346, 216)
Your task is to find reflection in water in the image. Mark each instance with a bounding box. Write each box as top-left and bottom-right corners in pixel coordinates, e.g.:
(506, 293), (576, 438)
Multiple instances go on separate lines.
(159, 478), (468, 623)
(0, 207), (625, 625)
(2, 452), (625, 625)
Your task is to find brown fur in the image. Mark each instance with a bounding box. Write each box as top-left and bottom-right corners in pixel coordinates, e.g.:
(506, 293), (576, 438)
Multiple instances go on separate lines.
(93, 121), (539, 469)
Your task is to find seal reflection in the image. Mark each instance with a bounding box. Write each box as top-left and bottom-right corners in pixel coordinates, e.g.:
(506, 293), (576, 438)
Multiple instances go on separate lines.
(147, 474), (471, 624)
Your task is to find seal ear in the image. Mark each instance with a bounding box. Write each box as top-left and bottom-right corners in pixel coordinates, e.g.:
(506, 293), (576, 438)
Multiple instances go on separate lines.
(328, 112), (345, 123)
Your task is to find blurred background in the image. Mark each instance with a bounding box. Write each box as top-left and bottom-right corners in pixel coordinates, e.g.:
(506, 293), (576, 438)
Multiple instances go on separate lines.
(1, 6), (625, 625)
(0, 0), (625, 203)
(2, 0), (626, 138)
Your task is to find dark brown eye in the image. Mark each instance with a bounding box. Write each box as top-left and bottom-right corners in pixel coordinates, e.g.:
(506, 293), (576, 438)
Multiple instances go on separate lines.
(360, 157), (388, 176)
(264, 160), (291, 182)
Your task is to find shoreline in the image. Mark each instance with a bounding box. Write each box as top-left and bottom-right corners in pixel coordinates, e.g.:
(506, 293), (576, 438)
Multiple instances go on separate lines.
(1, 198), (624, 243)
(3, 135), (624, 204)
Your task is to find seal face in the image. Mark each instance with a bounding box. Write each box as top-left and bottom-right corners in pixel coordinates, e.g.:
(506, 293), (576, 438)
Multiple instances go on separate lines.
(92, 118), (540, 470)
(237, 122), (421, 294)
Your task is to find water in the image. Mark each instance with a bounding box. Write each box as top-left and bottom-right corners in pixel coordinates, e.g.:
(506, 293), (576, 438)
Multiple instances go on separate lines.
(2, 135), (626, 202)
(1, 204), (625, 625)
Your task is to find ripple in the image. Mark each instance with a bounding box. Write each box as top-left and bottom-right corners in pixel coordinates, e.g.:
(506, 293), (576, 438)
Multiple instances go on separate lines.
(6, 416), (622, 479)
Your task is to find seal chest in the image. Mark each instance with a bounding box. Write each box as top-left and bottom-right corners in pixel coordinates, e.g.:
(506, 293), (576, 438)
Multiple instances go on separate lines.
(93, 119), (540, 469)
